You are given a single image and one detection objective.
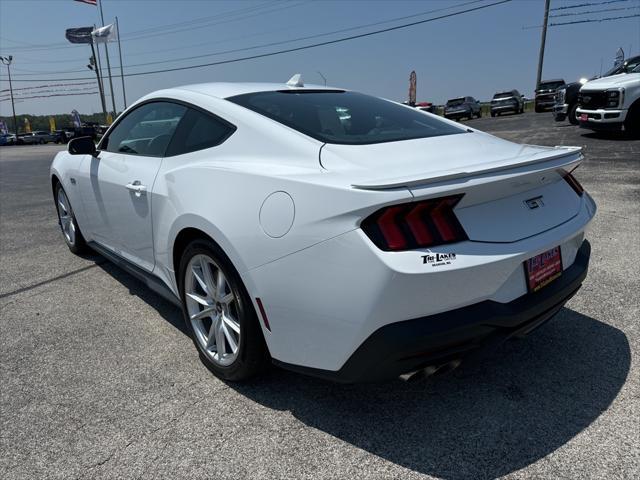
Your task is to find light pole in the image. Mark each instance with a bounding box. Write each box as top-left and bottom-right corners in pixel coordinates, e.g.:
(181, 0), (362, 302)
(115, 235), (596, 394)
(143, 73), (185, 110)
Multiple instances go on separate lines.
(0, 55), (18, 135)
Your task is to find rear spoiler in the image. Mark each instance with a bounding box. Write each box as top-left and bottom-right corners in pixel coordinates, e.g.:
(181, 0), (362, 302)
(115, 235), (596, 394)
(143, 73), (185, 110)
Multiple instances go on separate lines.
(351, 146), (583, 190)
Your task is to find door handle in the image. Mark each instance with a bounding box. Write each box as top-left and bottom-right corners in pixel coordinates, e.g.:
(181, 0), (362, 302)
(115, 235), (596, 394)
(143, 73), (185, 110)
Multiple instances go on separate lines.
(125, 181), (147, 197)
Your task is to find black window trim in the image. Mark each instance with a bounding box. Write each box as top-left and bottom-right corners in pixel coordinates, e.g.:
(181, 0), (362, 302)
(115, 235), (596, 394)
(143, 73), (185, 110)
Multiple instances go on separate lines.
(98, 97), (237, 157)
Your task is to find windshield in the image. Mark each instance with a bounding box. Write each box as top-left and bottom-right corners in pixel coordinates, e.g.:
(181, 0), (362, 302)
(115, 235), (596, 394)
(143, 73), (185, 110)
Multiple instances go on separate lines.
(603, 56), (640, 76)
(493, 91), (514, 100)
(539, 81), (564, 90)
(446, 98), (465, 107)
(228, 91), (464, 145)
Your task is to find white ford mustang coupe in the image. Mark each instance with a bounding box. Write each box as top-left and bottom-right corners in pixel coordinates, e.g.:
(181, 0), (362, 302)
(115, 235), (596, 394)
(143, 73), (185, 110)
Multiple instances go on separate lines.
(51, 77), (596, 382)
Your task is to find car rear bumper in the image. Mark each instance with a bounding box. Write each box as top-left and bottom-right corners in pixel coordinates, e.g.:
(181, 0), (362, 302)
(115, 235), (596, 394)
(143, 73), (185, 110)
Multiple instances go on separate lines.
(251, 192), (595, 376)
(444, 110), (470, 119)
(275, 239), (591, 383)
(491, 104), (518, 113)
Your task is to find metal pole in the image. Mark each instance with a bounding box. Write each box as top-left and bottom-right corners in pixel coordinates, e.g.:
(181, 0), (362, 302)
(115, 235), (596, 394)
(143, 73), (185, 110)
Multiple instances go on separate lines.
(93, 23), (106, 113)
(317, 71), (327, 86)
(7, 63), (17, 135)
(98, 0), (117, 117)
(1, 58), (19, 135)
(90, 41), (108, 122)
(115, 16), (127, 110)
(535, 0), (551, 90)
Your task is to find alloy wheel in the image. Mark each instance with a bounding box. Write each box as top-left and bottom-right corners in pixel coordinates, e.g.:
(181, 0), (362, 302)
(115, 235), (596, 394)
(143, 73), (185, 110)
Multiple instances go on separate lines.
(184, 254), (241, 366)
(56, 189), (76, 246)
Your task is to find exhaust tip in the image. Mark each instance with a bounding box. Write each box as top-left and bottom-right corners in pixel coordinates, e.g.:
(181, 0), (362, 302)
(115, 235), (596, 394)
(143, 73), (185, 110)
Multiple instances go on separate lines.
(399, 359), (462, 382)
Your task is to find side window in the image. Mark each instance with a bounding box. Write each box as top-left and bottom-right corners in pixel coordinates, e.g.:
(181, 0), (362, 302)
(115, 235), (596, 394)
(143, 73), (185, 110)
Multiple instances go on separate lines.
(102, 101), (187, 157)
(166, 108), (235, 156)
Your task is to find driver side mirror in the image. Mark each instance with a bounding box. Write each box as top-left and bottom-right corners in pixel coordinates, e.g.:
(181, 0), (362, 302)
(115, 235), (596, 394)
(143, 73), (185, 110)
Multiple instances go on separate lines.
(68, 136), (97, 156)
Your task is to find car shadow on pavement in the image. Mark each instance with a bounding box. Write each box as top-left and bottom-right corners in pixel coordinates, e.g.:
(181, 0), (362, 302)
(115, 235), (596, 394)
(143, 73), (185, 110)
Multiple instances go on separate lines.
(94, 258), (188, 336)
(91, 261), (630, 479)
(234, 308), (630, 479)
(581, 131), (638, 141)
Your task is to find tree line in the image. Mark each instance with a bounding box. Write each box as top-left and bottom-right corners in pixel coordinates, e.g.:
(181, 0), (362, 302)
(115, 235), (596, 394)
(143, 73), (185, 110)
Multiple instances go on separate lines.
(0, 113), (110, 133)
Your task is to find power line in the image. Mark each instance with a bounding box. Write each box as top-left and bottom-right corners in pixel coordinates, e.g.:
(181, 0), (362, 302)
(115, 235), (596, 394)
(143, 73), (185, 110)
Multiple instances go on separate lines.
(0, 91), (99, 102)
(550, 5), (638, 17)
(0, 0), (511, 83)
(549, 12), (640, 25)
(550, 0), (628, 11)
(0, 86), (97, 99)
(4, 0), (488, 77)
(0, 81), (95, 93)
(0, 1), (307, 54)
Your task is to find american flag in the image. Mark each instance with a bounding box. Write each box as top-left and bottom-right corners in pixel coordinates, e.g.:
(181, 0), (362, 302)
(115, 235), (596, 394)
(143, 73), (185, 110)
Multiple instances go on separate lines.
(74, 0), (97, 5)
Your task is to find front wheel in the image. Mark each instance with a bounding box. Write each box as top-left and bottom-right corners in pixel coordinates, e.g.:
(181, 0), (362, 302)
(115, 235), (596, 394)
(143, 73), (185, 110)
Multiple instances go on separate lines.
(568, 103), (579, 125)
(179, 239), (269, 381)
(55, 183), (88, 254)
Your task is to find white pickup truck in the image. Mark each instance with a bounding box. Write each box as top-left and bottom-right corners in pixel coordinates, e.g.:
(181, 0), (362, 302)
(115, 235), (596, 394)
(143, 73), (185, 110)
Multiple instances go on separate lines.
(576, 68), (640, 136)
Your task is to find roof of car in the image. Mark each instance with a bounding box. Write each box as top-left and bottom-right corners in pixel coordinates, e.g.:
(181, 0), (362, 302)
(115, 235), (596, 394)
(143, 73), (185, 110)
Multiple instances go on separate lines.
(173, 82), (340, 99)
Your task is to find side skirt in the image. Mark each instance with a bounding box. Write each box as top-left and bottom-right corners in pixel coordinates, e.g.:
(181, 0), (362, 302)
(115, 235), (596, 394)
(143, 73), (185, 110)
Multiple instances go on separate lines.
(88, 241), (182, 308)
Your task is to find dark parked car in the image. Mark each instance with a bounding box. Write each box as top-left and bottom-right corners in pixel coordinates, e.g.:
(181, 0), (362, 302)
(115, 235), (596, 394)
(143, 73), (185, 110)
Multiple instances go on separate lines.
(444, 96), (481, 121)
(535, 79), (565, 113)
(554, 55), (640, 125)
(490, 89), (524, 116)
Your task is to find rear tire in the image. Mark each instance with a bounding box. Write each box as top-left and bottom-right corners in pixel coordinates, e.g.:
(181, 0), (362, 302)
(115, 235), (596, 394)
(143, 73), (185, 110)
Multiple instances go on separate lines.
(624, 102), (640, 138)
(178, 238), (269, 381)
(55, 183), (88, 254)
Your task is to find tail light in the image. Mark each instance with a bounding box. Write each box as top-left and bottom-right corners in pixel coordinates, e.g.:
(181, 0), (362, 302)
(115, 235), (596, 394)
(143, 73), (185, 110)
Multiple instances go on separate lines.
(361, 194), (468, 251)
(563, 172), (584, 196)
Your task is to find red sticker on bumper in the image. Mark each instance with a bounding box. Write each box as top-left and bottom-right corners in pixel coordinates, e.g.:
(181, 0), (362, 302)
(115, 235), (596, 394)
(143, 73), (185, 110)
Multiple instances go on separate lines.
(525, 246), (563, 292)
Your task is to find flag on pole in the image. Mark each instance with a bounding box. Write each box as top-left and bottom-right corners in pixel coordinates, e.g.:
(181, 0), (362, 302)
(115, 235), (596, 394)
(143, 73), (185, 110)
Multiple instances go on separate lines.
(71, 110), (82, 128)
(92, 23), (117, 43)
(74, 0), (97, 6)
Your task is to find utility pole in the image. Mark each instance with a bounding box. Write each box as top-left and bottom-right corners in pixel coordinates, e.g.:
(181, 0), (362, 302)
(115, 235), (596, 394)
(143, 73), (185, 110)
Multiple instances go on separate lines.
(115, 16), (127, 110)
(317, 71), (327, 86)
(0, 55), (18, 135)
(536, 0), (551, 90)
(98, 0), (117, 118)
(88, 41), (108, 122)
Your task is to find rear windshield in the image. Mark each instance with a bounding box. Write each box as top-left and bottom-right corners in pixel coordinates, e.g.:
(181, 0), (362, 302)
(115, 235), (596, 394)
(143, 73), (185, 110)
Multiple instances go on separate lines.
(446, 97), (465, 106)
(228, 91), (464, 145)
(493, 91), (513, 99)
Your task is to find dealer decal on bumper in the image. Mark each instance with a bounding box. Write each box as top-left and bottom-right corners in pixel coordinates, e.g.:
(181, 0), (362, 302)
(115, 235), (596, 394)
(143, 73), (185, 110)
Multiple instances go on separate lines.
(422, 252), (457, 267)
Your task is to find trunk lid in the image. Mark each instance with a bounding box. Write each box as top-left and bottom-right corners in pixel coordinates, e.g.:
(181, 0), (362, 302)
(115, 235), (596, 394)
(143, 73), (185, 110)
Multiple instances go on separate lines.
(321, 132), (584, 243)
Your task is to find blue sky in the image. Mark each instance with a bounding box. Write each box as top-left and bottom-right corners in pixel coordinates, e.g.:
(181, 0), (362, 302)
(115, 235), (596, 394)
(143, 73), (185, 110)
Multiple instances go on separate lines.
(1, 0), (639, 115)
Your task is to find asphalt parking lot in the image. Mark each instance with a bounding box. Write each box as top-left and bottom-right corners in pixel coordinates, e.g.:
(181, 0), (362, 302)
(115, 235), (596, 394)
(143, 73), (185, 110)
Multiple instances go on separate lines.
(0, 113), (638, 479)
